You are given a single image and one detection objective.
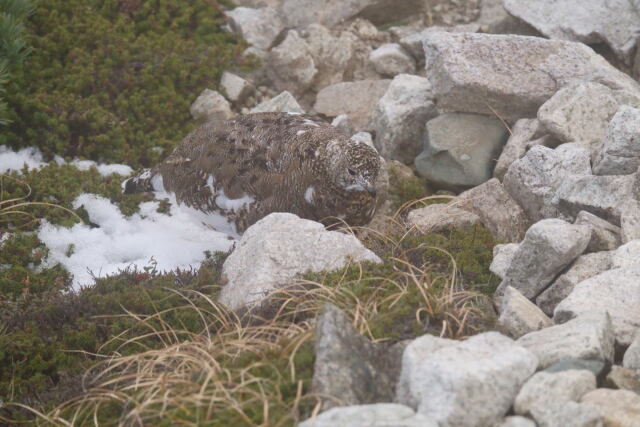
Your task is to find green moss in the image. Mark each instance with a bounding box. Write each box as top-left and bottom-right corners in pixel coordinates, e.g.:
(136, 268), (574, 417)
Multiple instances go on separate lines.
(1, 0), (249, 168)
(387, 169), (432, 212)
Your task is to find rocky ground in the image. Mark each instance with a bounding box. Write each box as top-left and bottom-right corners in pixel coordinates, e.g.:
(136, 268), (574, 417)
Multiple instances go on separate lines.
(189, 0), (640, 425)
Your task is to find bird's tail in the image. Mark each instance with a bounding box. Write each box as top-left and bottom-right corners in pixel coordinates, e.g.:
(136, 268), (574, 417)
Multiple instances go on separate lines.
(121, 168), (161, 194)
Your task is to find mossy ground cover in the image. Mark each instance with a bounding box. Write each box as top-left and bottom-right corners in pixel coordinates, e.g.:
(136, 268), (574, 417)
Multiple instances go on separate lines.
(1, 0), (248, 168)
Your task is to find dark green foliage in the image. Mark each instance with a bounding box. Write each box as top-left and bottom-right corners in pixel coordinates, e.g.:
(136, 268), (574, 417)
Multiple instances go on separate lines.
(1, 0), (248, 167)
(0, 256), (226, 414)
(0, 0), (34, 124)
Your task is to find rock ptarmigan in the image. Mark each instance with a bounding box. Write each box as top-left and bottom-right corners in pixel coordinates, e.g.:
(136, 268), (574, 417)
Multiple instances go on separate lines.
(123, 112), (382, 234)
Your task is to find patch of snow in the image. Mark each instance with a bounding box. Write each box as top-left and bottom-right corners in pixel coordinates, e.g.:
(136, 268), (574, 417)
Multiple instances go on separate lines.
(304, 186), (315, 203)
(0, 145), (46, 173)
(38, 193), (236, 289)
(215, 189), (255, 212)
(150, 174), (165, 192)
(0, 145), (132, 176)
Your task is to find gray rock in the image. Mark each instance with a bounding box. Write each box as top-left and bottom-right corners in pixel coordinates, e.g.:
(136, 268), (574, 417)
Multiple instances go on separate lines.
(399, 25), (479, 63)
(612, 240), (640, 269)
(369, 43), (416, 77)
(536, 251), (613, 317)
(537, 82), (624, 151)
(422, 32), (640, 120)
(503, 0), (640, 64)
(406, 203), (480, 233)
(220, 71), (254, 104)
(497, 286), (553, 339)
(357, 0), (425, 27)
(279, 0), (367, 28)
(298, 403), (438, 427)
(496, 218), (591, 302)
(311, 305), (398, 411)
(304, 24), (357, 91)
(395, 334), (457, 409)
(268, 30), (317, 95)
(554, 268), (640, 346)
(250, 91), (305, 114)
(415, 113), (508, 189)
(574, 211), (622, 252)
(556, 173), (637, 226)
(605, 366), (640, 393)
(514, 370), (600, 427)
(314, 80), (391, 131)
(544, 360), (608, 382)
(593, 105), (640, 176)
(490, 243), (519, 279)
(218, 213), (380, 310)
(621, 200), (640, 243)
(581, 389), (640, 426)
(496, 416), (537, 427)
(350, 131), (374, 149)
(373, 74), (436, 164)
(399, 332), (538, 427)
(623, 333), (640, 371)
(225, 7), (284, 50)
(189, 89), (233, 123)
(457, 178), (530, 243)
(517, 313), (615, 369)
(476, 0), (538, 35)
(504, 144), (592, 223)
(493, 119), (545, 181)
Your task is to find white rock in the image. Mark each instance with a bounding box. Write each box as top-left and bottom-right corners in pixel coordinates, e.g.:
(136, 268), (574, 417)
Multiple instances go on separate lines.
(298, 403), (438, 427)
(623, 333), (640, 371)
(395, 334), (457, 409)
(189, 89), (233, 122)
(556, 173), (638, 225)
(554, 268), (640, 346)
(498, 286), (553, 339)
(457, 178), (530, 243)
(490, 243), (519, 279)
(220, 71), (254, 104)
(581, 389), (640, 426)
(496, 416), (537, 427)
(503, 0), (640, 64)
(350, 132), (374, 149)
(415, 113), (509, 189)
(268, 30), (317, 95)
(250, 91), (304, 114)
(314, 80), (391, 130)
(399, 25), (479, 63)
(612, 240), (640, 269)
(400, 332), (538, 427)
(406, 203), (480, 233)
(593, 105), (640, 176)
(574, 210), (622, 252)
(369, 43), (416, 77)
(225, 7), (284, 50)
(496, 218), (591, 301)
(621, 200), (640, 243)
(218, 213), (381, 310)
(517, 313), (615, 369)
(493, 119), (546, 181)
(514, 370), (600, 427)
(279, 0), (366, 28)
(331, 114), (355, 136)
(422, 32), (640, 120)
(503, 144), (592, 223)
(537, 82), (628, 151)
(536, 251), (613, 317)
(373, 74), (436, 164)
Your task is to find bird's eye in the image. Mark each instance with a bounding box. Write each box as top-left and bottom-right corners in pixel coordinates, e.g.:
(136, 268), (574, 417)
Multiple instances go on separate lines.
(347, 168), (356, 176)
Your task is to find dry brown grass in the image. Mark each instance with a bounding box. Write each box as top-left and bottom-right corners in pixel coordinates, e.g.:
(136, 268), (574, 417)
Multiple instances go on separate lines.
(4, 201), (494, 426)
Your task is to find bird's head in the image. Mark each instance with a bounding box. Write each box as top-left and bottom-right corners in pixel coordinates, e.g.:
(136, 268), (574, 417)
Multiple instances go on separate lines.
(326, 138), (381, 199)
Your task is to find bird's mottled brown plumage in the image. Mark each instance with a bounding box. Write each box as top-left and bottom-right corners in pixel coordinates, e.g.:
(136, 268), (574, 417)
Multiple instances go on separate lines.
(123, 112), (382, 233)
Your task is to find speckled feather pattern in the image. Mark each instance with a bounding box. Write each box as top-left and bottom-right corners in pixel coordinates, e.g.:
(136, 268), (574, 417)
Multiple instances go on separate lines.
(124, 112), (382, 233)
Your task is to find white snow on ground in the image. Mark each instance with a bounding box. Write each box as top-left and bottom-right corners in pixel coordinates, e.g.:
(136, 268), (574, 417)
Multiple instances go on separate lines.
(0, 145), (132, 176)
(0, 145), (46, 173)
(38, 193), (237, 289)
